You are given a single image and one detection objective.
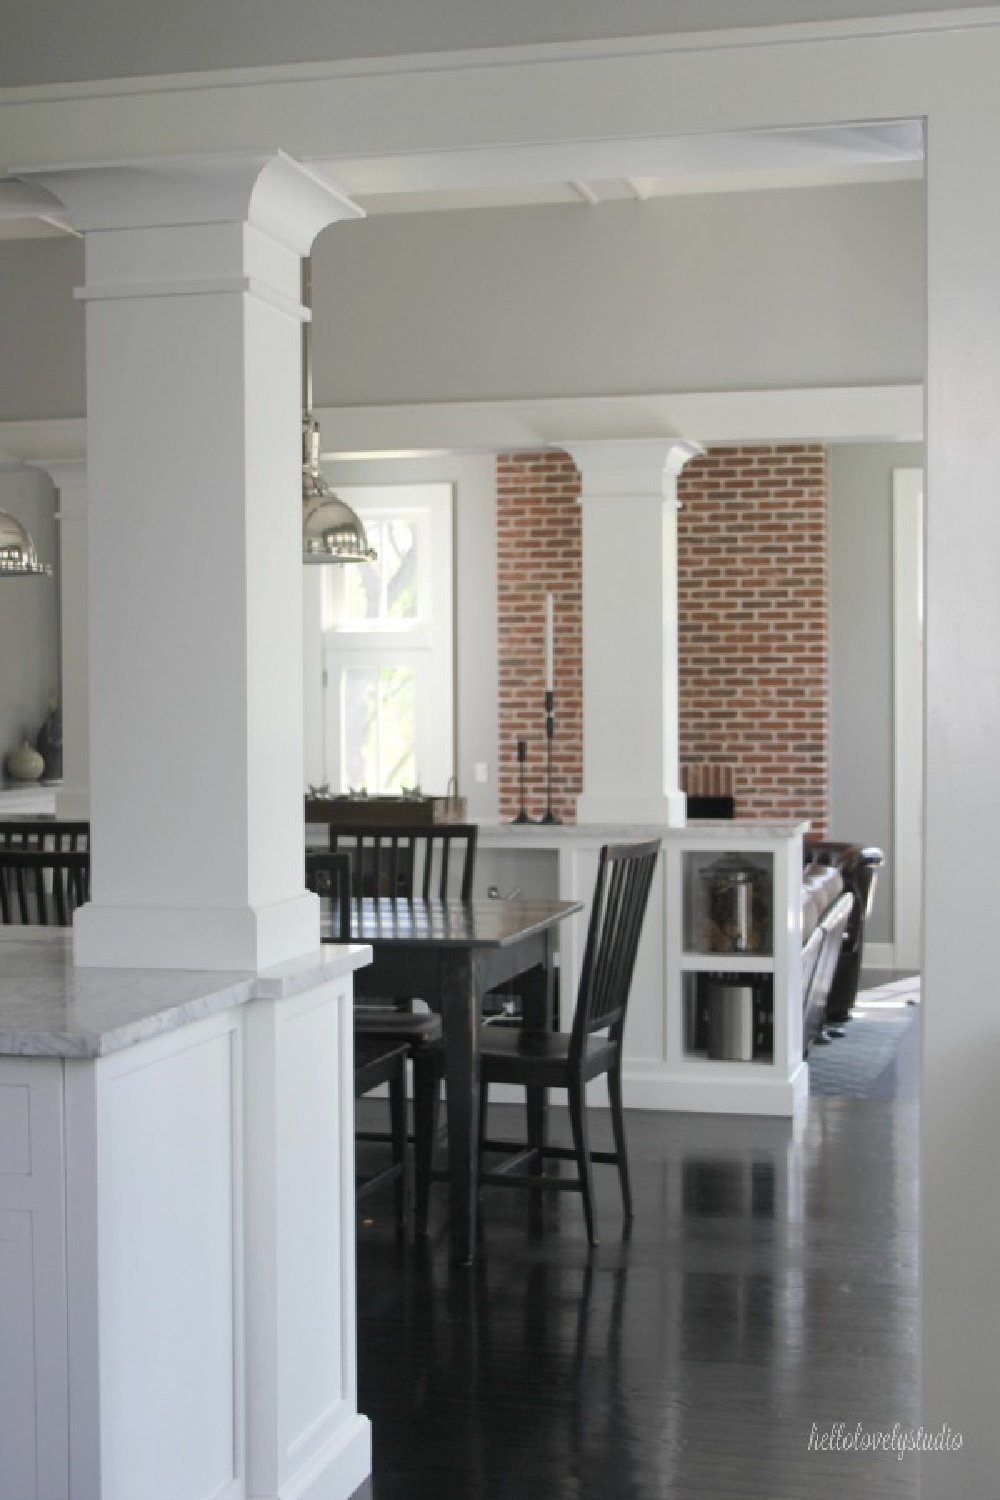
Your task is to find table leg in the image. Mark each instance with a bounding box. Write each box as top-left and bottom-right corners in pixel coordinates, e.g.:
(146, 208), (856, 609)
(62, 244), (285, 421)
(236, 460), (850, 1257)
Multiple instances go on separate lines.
(518, 943), (555, 1207)
(439, 960), (481, 1266)
(519, 946), (556, 1031)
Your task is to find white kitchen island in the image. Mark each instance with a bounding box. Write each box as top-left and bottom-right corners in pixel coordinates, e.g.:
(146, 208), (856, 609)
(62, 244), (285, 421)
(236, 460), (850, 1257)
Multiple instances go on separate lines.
(0, 929), (373, 1500)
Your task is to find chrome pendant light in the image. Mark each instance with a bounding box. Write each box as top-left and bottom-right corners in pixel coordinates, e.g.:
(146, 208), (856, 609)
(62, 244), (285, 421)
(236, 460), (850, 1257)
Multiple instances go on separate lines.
(0, 510), (52, 577)
(301, 260), (376, 565)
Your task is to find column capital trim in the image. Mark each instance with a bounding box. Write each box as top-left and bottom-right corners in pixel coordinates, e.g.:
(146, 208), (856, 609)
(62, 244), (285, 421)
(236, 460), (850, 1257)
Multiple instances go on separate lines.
(38, 460), (88, 497)
(18, 149), (362, 253)
(565, 439), (703, 501)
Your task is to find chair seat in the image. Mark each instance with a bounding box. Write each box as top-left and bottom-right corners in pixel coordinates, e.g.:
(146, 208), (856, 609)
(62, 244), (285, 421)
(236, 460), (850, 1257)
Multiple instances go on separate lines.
(478, 1025), (618, 1084)
(354, 1008), (442, 1045)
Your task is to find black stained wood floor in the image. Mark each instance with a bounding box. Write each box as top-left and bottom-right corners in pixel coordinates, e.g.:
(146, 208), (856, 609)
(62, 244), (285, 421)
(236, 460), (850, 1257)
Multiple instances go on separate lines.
(351, 1008), (920, 1500)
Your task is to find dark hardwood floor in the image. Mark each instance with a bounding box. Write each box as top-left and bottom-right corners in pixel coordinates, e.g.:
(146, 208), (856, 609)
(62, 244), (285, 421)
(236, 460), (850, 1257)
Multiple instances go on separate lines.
(351, 1005), (920, 1499)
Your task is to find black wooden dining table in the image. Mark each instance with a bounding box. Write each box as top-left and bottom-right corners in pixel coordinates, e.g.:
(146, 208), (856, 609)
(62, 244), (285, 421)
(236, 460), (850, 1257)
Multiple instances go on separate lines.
(322, 895), (583, 1264)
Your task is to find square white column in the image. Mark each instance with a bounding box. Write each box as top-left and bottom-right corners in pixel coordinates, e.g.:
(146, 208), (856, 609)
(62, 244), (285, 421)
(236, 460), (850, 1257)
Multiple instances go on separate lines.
(567, 440), (699, 826)
(24, 154), (362, 969)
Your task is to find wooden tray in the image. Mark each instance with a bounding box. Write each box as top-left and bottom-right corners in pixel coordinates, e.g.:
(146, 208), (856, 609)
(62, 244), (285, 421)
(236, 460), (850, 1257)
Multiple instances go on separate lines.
(304, 795), (468, 826)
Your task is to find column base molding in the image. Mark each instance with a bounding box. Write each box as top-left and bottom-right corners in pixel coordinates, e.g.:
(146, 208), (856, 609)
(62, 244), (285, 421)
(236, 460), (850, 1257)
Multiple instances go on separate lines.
(72, 891), (320, 972)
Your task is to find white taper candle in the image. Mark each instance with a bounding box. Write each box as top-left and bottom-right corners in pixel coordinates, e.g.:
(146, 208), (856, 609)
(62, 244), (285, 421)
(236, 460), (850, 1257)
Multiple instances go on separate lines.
(545, 593), (554, 691)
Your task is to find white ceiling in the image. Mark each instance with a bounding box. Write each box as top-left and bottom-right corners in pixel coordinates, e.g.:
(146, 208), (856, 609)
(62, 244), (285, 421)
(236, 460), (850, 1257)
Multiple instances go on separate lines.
(0, 119), (924, 239)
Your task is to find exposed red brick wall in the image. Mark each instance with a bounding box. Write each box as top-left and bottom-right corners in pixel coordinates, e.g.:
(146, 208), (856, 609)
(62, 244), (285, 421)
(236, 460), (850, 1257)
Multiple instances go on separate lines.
(677, 445), (829, 834)
(495, 445), (829, 833)
(496, 452), (583, 822)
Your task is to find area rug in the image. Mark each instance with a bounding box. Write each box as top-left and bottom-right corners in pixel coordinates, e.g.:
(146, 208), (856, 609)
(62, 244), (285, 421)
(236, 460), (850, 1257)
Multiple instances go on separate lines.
(807, 975), (921, 1098)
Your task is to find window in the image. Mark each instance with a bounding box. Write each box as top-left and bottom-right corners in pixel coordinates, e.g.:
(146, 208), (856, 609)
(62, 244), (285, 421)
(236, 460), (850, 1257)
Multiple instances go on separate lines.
(321, 484), (454, 796)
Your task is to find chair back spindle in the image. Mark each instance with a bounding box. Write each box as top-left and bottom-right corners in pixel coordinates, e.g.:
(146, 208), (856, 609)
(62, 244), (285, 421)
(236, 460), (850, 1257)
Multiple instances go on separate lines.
(0, 848), (91, 926)
(572, 840), (660, 1054)
(0, 819), (90, 852)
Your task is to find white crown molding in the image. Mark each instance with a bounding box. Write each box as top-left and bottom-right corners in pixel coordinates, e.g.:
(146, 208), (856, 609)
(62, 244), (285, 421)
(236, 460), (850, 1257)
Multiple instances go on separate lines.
(0, 16), (971, 188)
(2, 9), (1000, 109)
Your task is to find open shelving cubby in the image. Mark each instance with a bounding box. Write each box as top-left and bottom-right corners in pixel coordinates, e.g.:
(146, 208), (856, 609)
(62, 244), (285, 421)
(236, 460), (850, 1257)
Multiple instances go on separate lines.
(664, 822), (807, 1115)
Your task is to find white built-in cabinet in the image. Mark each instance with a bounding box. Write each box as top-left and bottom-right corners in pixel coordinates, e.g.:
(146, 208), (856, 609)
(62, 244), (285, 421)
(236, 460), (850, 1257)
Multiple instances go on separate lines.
(477, 820), (807, 1117)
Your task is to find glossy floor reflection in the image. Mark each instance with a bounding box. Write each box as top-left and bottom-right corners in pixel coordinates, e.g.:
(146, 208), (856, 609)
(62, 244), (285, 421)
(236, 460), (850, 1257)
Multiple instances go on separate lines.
(352, 1012), (919, 1500)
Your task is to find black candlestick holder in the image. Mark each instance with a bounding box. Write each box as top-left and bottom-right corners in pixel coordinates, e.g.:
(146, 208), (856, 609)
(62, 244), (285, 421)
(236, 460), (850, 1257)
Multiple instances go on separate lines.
(538, 690), (562, 825)
(511, 738), (532, 823)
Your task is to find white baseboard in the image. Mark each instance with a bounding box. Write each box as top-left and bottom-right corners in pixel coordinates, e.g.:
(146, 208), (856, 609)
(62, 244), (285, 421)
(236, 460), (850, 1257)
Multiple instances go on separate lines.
(864, 941), (896, 970)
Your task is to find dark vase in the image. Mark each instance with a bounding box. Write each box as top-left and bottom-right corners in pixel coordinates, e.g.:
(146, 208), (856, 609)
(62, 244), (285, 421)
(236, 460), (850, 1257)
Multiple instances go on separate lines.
(36, 707), (63, 783)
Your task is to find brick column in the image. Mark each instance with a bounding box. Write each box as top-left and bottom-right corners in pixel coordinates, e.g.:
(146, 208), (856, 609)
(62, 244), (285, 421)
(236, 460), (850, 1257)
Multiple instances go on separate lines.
(677, 444), (829, 832)
(496, 451), (583, 822)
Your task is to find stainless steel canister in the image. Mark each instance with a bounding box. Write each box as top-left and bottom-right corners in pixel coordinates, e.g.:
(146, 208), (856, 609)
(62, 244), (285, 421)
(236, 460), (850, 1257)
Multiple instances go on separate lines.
(700, 855), (768, 954)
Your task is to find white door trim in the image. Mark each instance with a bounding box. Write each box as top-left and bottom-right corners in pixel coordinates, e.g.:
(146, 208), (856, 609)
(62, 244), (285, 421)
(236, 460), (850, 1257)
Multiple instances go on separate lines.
(892, 467), (924, 970)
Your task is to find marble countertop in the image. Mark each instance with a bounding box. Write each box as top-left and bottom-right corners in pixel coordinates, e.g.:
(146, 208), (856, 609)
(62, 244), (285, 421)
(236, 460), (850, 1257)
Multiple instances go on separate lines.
(477, 819), (809, 844)
(0, 929), (372, 1059)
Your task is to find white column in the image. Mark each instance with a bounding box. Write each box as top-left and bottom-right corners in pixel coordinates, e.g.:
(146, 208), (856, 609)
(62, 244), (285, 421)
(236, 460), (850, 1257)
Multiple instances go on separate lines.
(921, 97), (1000, 1495)
(29, 461), (90, 820)
(567, 440), (699, 827)
(23, 154), (363, 970)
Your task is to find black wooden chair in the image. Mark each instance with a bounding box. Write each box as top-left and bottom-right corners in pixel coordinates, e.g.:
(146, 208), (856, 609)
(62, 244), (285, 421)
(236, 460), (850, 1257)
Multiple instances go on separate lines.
(354, 1035), (410, 1232)
(304, 849), (353, 934)
(0, 848), (90, 926)
(304, 845), (440, 1232)
(320, 823), (478, 1030)
(316, 825), (479, 1231)
(468, 839), (660, 1246)
(326, 821), (478, 903)
(0, 819), (90, 851)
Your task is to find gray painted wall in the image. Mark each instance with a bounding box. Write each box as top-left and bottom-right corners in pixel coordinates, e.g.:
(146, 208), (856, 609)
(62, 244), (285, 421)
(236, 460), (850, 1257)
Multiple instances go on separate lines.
(0, 183), (923, 424)
(0, 240), (85, 422)
(827, 440), (924, 945)
(0, 468), (60, 775)
(313, 183), (924, 406)
(0, 0), (986, 86)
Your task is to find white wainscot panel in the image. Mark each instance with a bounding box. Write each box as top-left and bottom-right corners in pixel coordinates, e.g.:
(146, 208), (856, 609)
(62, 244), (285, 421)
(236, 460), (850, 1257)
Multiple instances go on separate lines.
(277, 985), (349, 1466)
(0, 1060), (69, 1500)
(89, 1016), (242, 1500)
(244, 977), (371, 1500)
(0, 1211), (41, 1500)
